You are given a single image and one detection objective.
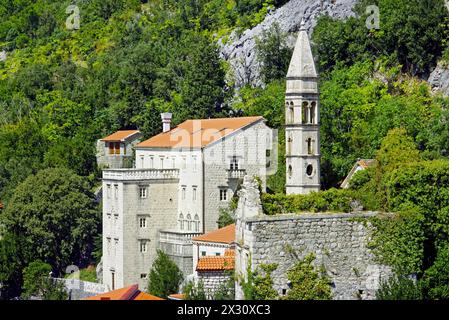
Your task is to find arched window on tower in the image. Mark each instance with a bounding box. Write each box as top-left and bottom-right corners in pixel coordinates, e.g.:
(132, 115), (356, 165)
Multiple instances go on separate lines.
(307, 138), (313, 155)
(289, 102), (294, 123)
(302, 102), (309, 124)
(288, 165), (293, 178)
(287, 136), (292, 155)
(310, 102), (316, 124)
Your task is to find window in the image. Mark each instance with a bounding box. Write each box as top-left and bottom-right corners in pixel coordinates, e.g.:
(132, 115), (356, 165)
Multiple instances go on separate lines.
(215, 252), (220, 256)
(201, 251), (206, 256)
(182, 156), (187, 169)
(150, 156), (154, 168)
(287, 137), (292, 155)
(106, 184), (111, 199)
(289, 106), (294, 124)
(139, 186), (147, 199)
(230, 156), (239, 170)
(139, 218), (147, 228)
(109, 142), (120, 155)
(307, 138), (313, 155)
(111, 272), (115, 290)
(194, 214), (200, 232)
(310, 102), (316, 124)
(192, 187), (197, 201)
(140, 274), (147, 279)
(140, 241), (147, 253)
(181, 186), (186, 200)
(192, 156), (197, 172)
(140, 155), (144, 168)
(306, 164), (313, 176)
(187, 214), (192, 231)
(302, 102), (309, 124)
(288, 165), (293, 178)
(114, 185), (119, 199)
(220, 189), (228, 201)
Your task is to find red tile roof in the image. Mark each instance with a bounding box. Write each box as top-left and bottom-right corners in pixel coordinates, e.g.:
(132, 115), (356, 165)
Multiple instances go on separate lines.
(136, 117), (263, 149)
(192, 224), (235, 244)
(168, 293), (185, 300)
(100, 130), (141, 142)
(85, 284), (164, 300)
(196, 250), (235, 272)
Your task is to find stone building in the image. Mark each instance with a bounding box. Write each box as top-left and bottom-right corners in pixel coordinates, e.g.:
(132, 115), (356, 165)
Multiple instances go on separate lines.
(96, 130), (143, 169)
(102, 116), (274, 291)
(340, 159), (375, 189)
(191, 224), (235, 296)
(234, 176), (391, 300)
(285, 19), (321, 195)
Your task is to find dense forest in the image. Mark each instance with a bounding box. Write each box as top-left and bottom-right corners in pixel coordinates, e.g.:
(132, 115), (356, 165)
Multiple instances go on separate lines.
(1, 0), (449, 299)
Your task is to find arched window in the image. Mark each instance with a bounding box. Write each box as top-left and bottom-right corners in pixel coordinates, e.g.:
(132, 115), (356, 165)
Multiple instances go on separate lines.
(187, 214), (192, 231)
(302, 102), (309, 124)
(179, 213), (184, 231)
(287, 136), (292, 155)
(307, 138), (312, 155)
(288, 165), (293, 178)
(194, 214), (200, 232)
(310, 102), (316, 124)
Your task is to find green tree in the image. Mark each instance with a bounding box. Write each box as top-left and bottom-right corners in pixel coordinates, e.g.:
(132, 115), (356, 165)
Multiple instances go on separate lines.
(148, 250), (184, 299)
(255, 22), (292, 84)
(184, 280), (207, 300)
(376, 275), (423, 300)
(22, 260), (67, 300)
(242, 261), (279, 300)
(1, 168), (100, 272)
(285, 253), (332, 300)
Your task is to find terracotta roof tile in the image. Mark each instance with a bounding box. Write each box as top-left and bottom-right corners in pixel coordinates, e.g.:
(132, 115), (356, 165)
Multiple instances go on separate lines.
(136, 116), (263, 149)
(84, 284), (164, 300)
(134, 292), (165, 300)
(196, 254), (235, 271)
(168, 293), (185, 300)
(100, 130), (141, 142)
(192, 224), (235, 244)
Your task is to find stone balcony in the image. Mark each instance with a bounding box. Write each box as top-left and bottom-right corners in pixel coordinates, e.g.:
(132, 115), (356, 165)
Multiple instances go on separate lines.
(227, 169), (246, 179)
(159, 230), (202, 244)
(102, 168), (179, 181)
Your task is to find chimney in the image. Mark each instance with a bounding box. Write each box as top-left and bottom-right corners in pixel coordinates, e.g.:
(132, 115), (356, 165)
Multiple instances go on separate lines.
(161, 113), (172, 133)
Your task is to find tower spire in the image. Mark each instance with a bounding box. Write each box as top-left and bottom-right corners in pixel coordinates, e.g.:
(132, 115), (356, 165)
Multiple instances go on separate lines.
(284, 22), (321, 195)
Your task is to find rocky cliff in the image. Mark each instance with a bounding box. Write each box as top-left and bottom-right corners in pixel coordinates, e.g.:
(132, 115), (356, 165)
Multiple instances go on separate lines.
(220, 0), (358, 88)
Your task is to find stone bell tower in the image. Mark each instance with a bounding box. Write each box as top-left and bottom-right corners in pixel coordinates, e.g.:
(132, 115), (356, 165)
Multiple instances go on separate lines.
(285, 19), (320, 195)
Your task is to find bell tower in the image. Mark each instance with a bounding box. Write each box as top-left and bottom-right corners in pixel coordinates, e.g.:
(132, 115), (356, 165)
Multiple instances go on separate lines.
(285, 19), (320, 195)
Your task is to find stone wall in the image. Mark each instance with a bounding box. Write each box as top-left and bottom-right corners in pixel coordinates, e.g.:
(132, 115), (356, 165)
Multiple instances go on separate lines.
(197, 271), (231, 298)
(234, 176), (391, 300)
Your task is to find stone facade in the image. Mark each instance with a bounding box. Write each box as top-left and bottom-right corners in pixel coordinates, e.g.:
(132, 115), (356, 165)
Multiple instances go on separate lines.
(197, 271), (231, 298)
(96, 131), (142, 169)
(102, 169), (179, 291)
(285, 20), (320, 195)
(102, 118), (274, 290)
(234, 177), (391, 300)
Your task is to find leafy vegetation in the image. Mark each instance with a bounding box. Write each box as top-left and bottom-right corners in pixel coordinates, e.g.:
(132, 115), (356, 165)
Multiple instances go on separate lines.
(284, 253), (332, 300)
(22, 260), (68, 300)
(241, 262), (279, 300)
(148, 250), (183, 299)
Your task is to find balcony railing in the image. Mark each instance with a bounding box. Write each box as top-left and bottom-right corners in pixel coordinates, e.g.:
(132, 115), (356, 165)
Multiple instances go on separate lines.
(159, 230), (202, 243)
(103, 168), (179, 181)
(227, 169), (246, 179)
